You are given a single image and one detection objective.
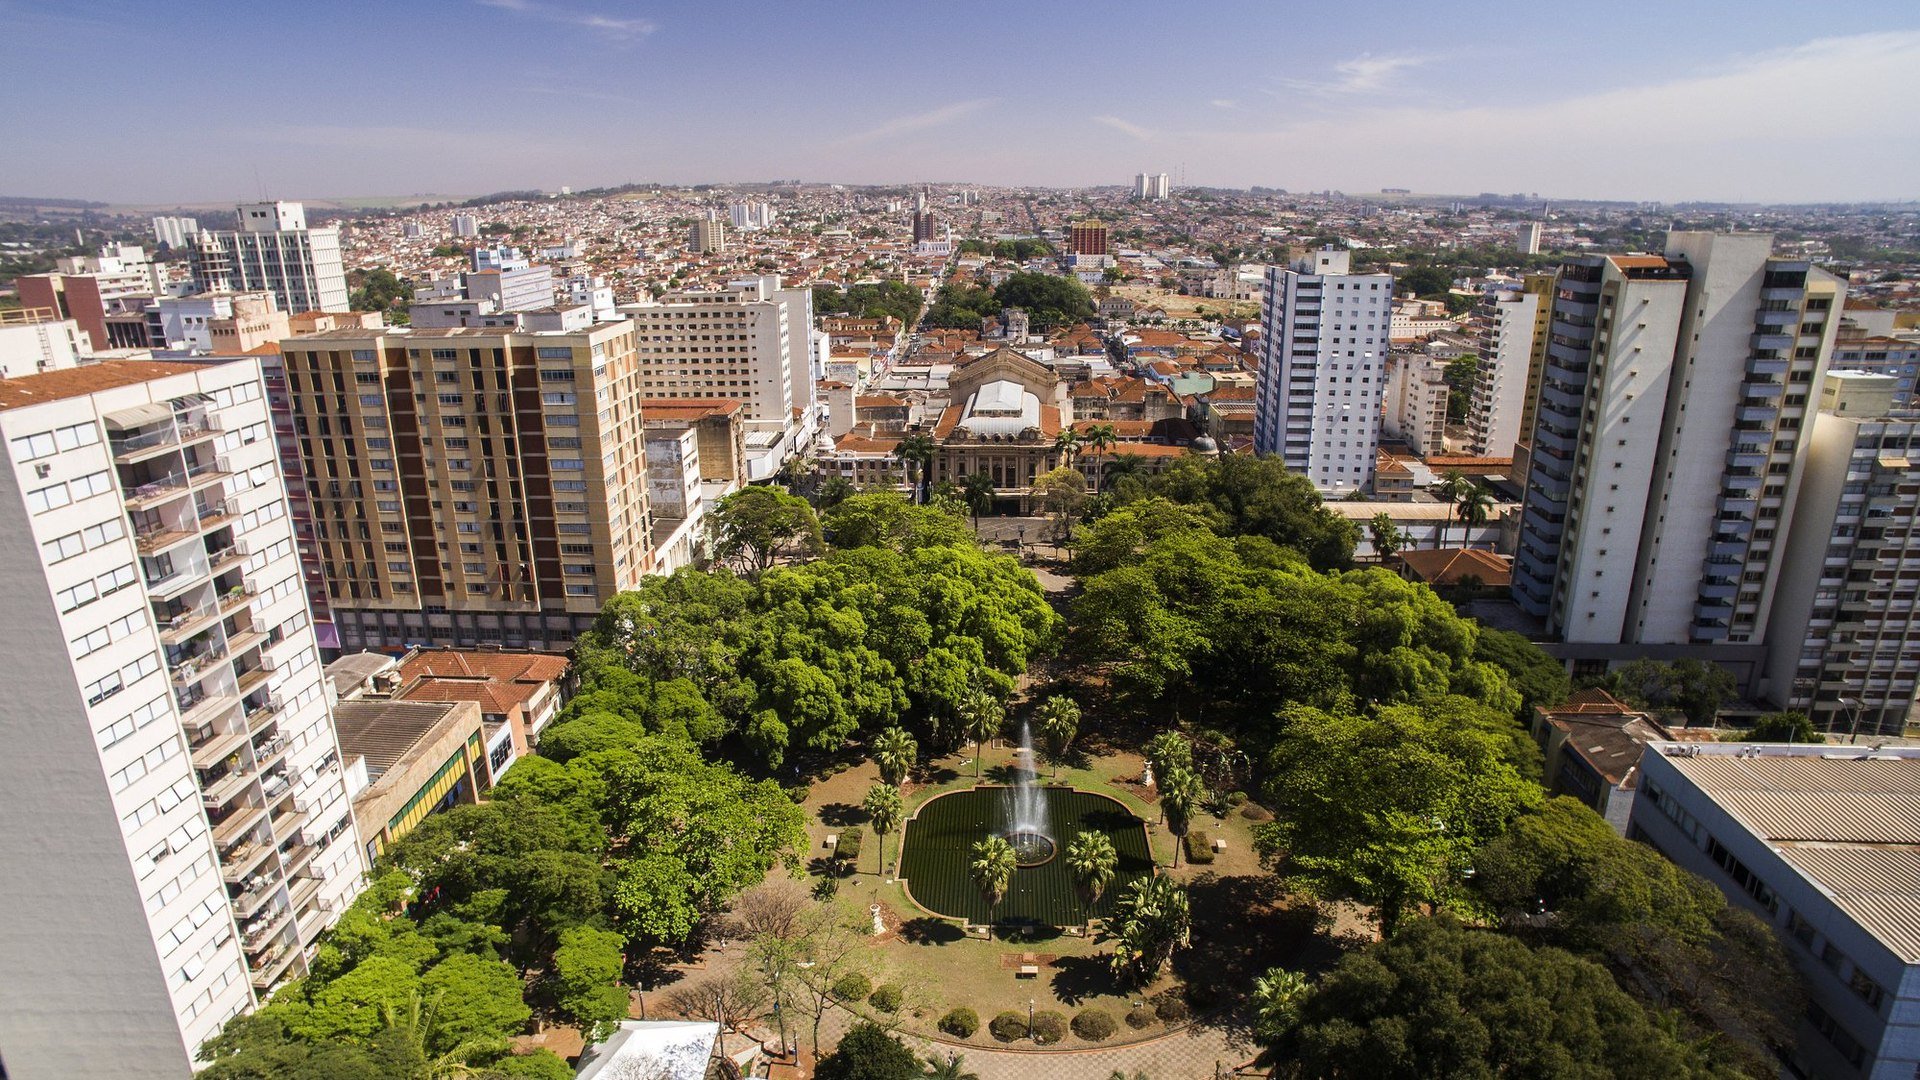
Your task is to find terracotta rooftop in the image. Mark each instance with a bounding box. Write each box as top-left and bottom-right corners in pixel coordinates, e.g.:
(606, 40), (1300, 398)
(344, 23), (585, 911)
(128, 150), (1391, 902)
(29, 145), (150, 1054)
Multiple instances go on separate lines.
(639, 398), (743, 421)
(395, 649), (570, 717)
(0, 361), (218, 411)
(1395, 547), (1512, 586)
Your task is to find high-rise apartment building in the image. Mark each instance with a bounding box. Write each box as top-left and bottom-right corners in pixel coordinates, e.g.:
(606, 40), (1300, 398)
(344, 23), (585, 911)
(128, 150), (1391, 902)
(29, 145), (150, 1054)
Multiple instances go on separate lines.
(1381, 350), (1449, 457)
(1831, 332), (1920, 409)
(730, 201), (775, 231)
(1133, 172), (1169, 200)
(17, 260), (157, 351)
(188, 202), (349, 314)
(1765, 371), (1920, 737)
(152, 215), (200, 250)
(451, 214), (480, 238)
(618, 275), (817, 482)
(1513, 233), (1843, 664)
(688, 217), (727, 255)
(277, 321), (652, 651)
(1468, 275), (1554, 457)
(1516, 221), (1543, 255)
(0, 360), (365, 1080)
(1069, 221), (1109, 257)
(1253, 248), (1394, 494)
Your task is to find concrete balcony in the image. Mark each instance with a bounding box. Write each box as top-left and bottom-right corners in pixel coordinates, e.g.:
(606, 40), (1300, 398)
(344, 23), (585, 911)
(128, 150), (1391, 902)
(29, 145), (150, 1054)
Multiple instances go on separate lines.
(219, 840), (276, 884)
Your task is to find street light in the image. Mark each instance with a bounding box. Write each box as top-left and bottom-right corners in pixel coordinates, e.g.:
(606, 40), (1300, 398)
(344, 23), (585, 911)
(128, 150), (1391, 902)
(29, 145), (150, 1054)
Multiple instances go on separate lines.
(1838, 696), (1866, 744)
(1027, 997), (1036, 1039)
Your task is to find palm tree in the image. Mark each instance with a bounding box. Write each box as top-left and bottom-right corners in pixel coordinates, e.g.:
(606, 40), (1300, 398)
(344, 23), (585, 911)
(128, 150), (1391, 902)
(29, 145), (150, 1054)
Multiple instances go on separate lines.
(872, 726), (918, 789)
(895, 433), (935, 504)
(1431, 469), (1470, 548)
(378, 991), (505, 1080)
(1159, 765), (1204, 868)
(969, 836), (1016, 931)
(1102, 452), (1146, 493)
(923, 1052), (982, 1080)
(1052, 429), (1081, 472)
(961, 685), (1003, 778)
(1250, 967), (1311, 1046)
(1083, 423), (1118, 490)
(1368, 510), (1405, 563)
(961, 472), (996, 530)
(1065, 832), (1119, 928)
(1455, 483), (1495, 548)
(1033, 695), (1081, 777)
(863, 783), (904, 879)
(1106, 875), (1191, 985)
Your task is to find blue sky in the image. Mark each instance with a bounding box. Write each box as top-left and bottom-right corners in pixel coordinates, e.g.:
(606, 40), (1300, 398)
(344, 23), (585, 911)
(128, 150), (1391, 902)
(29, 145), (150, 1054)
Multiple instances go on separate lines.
(4, 0), (1918, 204)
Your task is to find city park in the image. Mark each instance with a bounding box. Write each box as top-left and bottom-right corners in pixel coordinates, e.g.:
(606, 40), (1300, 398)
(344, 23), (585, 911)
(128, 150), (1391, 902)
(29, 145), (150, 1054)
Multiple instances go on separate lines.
(197, 463), (1793, 1080)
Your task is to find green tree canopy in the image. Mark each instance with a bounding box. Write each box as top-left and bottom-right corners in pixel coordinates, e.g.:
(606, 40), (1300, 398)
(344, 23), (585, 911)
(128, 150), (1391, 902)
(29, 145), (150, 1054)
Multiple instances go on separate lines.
(816, 1022), (923, 1080)
(991, 271), (1094, 331)
(1275, 916), (1739, 1079)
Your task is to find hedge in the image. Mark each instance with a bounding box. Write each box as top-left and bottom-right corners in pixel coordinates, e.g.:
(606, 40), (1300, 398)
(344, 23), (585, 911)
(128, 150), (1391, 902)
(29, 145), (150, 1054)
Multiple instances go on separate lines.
(868, 983), (903, 1013)
(1183, 832), (1215, 864)
(989, 1011), (1028, 1042)
(1125, 1003), (1159, 1029)
(1030, 1010), (1068, 1045)
(1072, 1008), (1117, 1041)
(836, 827), (864, 863)
(939, 1007), (979, 1038)
(831, 971), (872, 1002)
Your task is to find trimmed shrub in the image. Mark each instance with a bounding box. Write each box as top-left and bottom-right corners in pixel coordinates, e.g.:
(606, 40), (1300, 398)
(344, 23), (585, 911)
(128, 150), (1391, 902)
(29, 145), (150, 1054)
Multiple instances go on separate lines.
(1030, 1010), (1068, 1045)
(836, 827), (864, 862)
(1072, 1008), (1117, 1042)
(938, 1007), (980, 1038)
(868, 983), (903, 1013)
(1153, 994), (1190, 1024)
(1239, 802), (1273, 822)
(989, 1011), (1027, 1042)
(1183, 832), (1215, 864)
(831, 971), (872, 1002)
(1125, 1003), (1159, 1029)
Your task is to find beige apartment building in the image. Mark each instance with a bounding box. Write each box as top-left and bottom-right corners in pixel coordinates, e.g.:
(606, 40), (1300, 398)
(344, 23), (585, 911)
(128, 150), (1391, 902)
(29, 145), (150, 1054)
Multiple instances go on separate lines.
(277, 321), (652, 652)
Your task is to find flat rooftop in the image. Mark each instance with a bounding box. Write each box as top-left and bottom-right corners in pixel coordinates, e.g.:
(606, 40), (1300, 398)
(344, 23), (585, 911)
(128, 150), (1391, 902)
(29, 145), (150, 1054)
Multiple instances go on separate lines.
(0, 361), (216, 411)
(1654, 745), (1920, 961)
(332, 699), (466, 783)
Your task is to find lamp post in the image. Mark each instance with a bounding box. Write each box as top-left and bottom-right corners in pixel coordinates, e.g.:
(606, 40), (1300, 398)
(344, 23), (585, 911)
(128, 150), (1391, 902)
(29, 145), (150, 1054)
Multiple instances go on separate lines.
(1839, 695), (1865, 745)
(1027, 997), (1036, 1039)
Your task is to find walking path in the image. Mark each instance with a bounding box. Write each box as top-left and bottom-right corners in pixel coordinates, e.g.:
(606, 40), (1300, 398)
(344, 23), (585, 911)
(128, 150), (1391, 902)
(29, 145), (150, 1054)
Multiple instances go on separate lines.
(807, 999), (1255, 1080)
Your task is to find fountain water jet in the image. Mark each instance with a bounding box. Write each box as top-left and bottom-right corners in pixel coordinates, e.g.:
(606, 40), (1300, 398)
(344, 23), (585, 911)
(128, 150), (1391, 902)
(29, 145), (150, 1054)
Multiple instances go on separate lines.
(1003, 720), (1054, 866)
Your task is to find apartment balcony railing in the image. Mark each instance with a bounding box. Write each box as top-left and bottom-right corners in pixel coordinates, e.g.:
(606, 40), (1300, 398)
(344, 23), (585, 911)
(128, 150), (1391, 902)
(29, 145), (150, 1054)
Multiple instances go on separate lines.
(132, 517), (198, 555)
(170, 642), (229, 685)
(125, 473), (191, 509)
(111, 418), (216, 463)
(219, 840), (276, 883)
(208, 543), (250, 573)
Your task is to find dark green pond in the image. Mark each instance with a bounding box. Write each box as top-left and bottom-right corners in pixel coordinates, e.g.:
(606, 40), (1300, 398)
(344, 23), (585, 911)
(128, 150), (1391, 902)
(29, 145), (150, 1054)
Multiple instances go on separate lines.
(898, 786), (1153, 926)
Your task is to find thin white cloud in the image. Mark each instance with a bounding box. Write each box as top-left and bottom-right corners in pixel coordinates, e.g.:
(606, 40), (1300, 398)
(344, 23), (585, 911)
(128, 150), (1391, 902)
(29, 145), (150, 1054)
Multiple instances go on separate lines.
(832, 99), (996, 148)
(1092, 115), (1158, 142)
(476, 0), (654, 43)
(1209, 98), (1237, 110)
(1282, 52), (1425, 96)
(1083, 30), (1920, 203)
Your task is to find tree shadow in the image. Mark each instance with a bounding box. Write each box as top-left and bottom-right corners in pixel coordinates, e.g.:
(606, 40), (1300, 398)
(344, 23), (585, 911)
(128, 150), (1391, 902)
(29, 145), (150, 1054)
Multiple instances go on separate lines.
(1047, 954), (1118, 1006)
(918, 765), (960, 786)
(817, 802), (866, 828)
(993, 919), (1061, 945)
(897, 917), (964, 945)
(1171, 872), (1346, 1040)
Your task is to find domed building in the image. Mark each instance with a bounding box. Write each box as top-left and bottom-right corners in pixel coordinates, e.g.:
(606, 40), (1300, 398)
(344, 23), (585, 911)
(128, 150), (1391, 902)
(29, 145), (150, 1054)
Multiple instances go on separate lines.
(930, 347), (1067, 511)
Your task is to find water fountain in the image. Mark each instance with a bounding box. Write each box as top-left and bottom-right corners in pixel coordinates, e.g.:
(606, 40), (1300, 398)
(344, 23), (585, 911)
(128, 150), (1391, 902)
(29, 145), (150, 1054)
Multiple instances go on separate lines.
(1003, 720), (1055, 866)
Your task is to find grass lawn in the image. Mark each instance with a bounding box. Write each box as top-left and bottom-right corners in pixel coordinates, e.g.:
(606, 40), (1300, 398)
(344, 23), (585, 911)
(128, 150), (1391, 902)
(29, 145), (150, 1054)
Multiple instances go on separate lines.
(796, 740), (1326, 1049)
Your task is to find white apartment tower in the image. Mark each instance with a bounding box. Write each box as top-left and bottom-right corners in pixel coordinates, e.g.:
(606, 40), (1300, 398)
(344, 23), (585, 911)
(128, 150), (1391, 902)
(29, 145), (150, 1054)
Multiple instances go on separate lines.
(1513, 233), (1843, 660)
(1381, 351), (1449, 458)
(152, 215), (200, 250)
(1253, 248), (1393, 494)
(1467, 275), (1553, 457)
(1765, 371), (1920, 738)
(0, 360), (366, 1079)
(188, 202), (349, 314)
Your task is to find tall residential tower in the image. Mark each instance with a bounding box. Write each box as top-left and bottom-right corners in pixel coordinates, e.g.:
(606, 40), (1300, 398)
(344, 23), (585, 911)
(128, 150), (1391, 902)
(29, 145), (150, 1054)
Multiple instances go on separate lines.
(0, 360), (365, 1079)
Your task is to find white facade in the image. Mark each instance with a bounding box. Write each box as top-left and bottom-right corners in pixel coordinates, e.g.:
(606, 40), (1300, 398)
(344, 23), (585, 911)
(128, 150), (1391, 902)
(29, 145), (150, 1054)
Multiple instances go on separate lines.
(153, 216), (200, 250)
(0, 360), (366, 1079)
(451, 213), (479, 238)
(1468, 288), (1542, 456)
(1763, 372), (1920, 736)
(189, 203), (349, 314)
(1381, 351), (1448, 458)
(1133, 172), (1169, 200)
(0, 309), (86, 376)
(1253, 249), (1393, 494)
(1516, 221), (1542, 255)
(1516, 236), (1845, 660)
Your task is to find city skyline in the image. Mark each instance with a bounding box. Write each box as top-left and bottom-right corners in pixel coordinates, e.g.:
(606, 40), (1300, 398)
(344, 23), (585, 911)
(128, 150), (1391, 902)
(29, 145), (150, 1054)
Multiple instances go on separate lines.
(4, 0), (1919, 205)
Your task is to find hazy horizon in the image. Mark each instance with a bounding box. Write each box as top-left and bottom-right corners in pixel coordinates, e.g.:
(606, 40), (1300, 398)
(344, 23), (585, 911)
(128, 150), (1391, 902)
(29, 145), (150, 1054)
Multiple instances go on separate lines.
(5, 0), (1919, 205)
